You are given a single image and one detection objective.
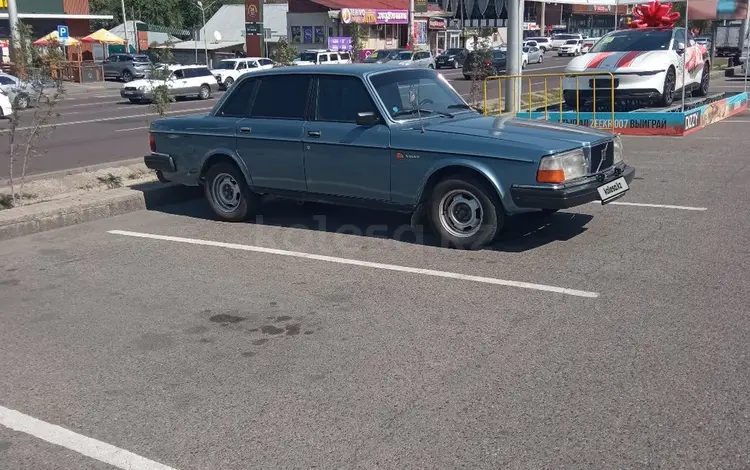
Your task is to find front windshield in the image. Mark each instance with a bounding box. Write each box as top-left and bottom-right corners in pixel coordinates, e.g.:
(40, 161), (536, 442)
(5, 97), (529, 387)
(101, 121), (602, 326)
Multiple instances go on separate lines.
(554, 34), (577, 40)
(493, 50), (506, 60)
(369, 50), (389, 60)
(216, 61), (237, 70)
(298, 52), (318, 62)
(370, 69), (472, 121)
(445, 48), (463, 55)
(522, 47), (530, 52)
(395, 51), (413, 60)
(565, 39), (578, 45)
(590, 30), (672, 52)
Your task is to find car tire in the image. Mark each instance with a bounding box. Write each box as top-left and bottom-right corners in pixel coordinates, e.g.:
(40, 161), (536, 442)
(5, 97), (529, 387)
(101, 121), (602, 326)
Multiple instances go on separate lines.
(522, 61), (527, 69)
(538, 55), (543, 64)
(128, 98), (141, 104)
(224, 77), (234, 88)
(463, 74), (471, 80)
(14, 94), (29, 110)
(122, 70), (133, 82)
(204, 162), (259, 222)
(428, 64), (434, 69)
(659, 67), (676, 107)
(695, 61), (710, 96)
(428, 177), (504, 250)
(453, 60), (459, 69)
(198, 84), (211, 100)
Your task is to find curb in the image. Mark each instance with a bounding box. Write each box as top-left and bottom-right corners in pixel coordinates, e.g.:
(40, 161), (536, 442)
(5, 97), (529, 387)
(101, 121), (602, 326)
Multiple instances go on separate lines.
(0, 182), (200, 241)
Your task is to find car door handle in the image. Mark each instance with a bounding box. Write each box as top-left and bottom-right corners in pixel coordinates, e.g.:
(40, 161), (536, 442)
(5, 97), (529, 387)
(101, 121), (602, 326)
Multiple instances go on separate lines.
(307, 131), (321, 138)
(239, 127), (252, 133)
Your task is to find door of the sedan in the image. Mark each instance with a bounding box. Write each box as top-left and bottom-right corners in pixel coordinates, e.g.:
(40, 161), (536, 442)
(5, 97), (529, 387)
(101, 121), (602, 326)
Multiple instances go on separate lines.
(233, 74), (311, 192)
(302, 75), (391, 201)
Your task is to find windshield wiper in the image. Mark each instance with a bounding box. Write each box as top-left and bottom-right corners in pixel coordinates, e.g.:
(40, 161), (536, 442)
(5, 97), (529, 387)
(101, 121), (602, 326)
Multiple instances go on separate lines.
(392, 108), (454, 119)
(446, 104), (475, 111)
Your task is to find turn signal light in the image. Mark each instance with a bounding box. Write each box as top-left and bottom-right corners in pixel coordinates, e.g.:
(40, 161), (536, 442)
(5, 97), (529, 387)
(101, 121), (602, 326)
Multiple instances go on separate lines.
(149, 133), (155, 152)
(536, 169), (566, 184)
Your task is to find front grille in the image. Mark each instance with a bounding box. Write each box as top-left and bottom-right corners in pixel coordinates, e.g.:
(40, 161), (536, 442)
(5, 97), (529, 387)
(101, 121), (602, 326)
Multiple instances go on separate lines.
(589, 141), (614, 173)
(589, 78), (620, 89)
(124, 87), (137, 91)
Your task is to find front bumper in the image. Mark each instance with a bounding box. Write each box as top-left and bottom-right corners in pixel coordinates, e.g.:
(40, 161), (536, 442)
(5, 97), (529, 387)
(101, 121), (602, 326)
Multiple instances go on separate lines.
(510, 164), (635, 210)
(144, 153), (176, 173)
(121, 89), (153, 100)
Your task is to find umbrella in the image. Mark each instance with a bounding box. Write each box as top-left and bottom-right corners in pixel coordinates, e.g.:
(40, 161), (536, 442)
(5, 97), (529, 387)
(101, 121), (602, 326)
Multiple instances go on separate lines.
(33, 31), (81, 47)
(80, 29), (126, 45)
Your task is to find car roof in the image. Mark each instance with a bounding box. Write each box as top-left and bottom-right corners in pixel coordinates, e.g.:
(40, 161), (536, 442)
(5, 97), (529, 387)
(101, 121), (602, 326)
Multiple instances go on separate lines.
(222, 57), (265, 61)
(241, 63), (413, 78)
(169, 64), (210, 70)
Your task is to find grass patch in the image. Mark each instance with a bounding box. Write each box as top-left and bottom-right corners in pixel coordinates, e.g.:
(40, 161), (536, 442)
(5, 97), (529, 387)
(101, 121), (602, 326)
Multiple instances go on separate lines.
(126, 168), (148, 180)
(0, 192), (38, 210)
(96, 173), (123, 189)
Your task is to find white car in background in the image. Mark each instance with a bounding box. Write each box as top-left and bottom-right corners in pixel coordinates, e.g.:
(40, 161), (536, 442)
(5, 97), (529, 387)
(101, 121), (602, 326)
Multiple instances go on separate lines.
(581, 37), (601, 54)
(392, 50), (436, 69)
(525, 36), (551, 51)
(563, 27), (710, 107)
(292, 49), (352, 66)
(550, 33), (583, 49)
(0, 90), (12, 117)
(211, 57), (274, 90)
(120, 65), (219, 103)
(558, 39), (583, 56)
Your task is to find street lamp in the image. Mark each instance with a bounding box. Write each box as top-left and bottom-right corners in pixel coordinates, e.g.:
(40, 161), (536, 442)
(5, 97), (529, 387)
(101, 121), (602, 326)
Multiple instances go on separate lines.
(195, 0), (216, 67)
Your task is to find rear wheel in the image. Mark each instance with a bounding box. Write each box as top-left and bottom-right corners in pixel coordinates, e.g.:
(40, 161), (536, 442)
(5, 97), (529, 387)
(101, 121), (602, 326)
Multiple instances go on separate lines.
(695, 61), (710, 96)
(659, 67), (676, 106)
(453, 59), (459, 69)
(204, 162), (259, 222)
(14, 94), (29, 109)
(122, 70), (133, 82)
(198, 84), (211, 100)
(128, 98), (141, 104)
(538, 54), (543, 64)
(428, 177), (504, 250)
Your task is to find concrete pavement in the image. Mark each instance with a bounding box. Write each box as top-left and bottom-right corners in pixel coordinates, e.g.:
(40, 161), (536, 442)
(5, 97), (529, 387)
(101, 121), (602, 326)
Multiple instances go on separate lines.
(0, 108), (749, 468)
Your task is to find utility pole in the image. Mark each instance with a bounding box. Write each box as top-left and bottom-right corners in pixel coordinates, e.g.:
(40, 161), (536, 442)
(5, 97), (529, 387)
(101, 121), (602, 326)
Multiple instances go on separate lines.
(197, 1), (210, 66)
(121, 0), (130, 52)
(540, 1), (546, 37)
(409, 0), (415, 47)
(8, 0), (19, 73)
(505, 0), (522, 112)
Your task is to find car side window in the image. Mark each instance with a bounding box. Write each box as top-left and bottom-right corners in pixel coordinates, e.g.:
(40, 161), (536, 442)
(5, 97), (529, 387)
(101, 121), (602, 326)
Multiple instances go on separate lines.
(673, 29), (687, 48)
(237, 62), (247, 70)
(218, 79), (259, 117)
(315, 75), (378, 123)
(250, 74), (311, 119)
(339, 53), (350, 61)
(182, 68), (195, 79)
(172, 69), (184, 79)
(319, 54), (328, 63)
(259, 58), (273, 66)
(0, 76), (15, 85)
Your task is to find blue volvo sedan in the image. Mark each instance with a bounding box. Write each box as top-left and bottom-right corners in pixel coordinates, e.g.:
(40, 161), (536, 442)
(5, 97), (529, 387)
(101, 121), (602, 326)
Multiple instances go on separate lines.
(145, 64), (635, 249)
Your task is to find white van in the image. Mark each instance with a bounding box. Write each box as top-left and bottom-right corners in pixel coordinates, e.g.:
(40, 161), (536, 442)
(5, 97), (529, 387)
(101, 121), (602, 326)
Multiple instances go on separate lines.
(292, 49), (352, 66)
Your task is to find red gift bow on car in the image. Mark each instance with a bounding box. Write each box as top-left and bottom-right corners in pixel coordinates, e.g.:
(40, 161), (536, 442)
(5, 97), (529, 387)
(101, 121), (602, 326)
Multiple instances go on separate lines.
(629, 0), (681, 28)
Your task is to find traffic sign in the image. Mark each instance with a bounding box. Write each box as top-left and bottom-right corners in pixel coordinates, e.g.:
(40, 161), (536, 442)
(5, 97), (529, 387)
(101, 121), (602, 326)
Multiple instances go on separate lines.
(57, 25), (69, 39)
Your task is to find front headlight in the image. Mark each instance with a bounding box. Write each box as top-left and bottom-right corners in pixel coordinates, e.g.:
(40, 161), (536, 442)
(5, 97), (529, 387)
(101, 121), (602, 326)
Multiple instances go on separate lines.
(138, 85), (146, 91)
(613, 135), (623, 164)
(537, 148), (588, 184)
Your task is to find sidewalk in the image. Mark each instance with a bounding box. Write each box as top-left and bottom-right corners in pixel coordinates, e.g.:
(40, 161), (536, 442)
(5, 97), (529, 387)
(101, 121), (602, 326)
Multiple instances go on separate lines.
(62, 80), (122, 94)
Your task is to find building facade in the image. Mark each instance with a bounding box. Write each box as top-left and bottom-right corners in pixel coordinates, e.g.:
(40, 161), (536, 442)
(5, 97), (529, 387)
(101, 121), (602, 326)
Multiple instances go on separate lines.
(0, 0), (112, 39)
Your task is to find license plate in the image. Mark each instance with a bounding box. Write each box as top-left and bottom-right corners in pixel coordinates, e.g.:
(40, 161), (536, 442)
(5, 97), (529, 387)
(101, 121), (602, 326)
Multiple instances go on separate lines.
(123, 91), (134, 95)
(597, 176), (629, 203)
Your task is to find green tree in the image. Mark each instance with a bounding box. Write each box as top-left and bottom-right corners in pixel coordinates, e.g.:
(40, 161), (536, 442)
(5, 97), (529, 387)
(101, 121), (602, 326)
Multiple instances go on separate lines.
(348, 24), (368, 63)
(271, 38), (298, 66)
(467, 34), (495, 111)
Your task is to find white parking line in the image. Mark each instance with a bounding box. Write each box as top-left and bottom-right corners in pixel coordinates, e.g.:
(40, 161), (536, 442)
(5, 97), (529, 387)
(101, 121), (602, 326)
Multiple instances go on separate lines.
(592, 201), (707, 211)
(116, 126), (150, 132)
(718, 119), (750, 123)
(108, 230), (600, 298)
(0, 405), (177, 470)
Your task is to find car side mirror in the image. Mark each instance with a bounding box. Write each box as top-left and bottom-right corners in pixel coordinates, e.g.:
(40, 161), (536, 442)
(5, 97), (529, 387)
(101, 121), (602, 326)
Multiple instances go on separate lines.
(676, 42), (686, 53)
(356, 111), (380, 126)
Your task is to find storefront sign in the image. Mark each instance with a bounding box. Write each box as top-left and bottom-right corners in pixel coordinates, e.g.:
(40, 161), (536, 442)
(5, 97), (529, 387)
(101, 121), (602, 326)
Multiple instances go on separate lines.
(328, 36), (352, 51)
(590, 5), (611, 12)
(340, 8), (409, 24)
(415, 0), (428, 13)
(523, 22), (539, 30)
(245, 23), (263, 35)
(245, 0), (262, 22)
(428, 18), (447, 30)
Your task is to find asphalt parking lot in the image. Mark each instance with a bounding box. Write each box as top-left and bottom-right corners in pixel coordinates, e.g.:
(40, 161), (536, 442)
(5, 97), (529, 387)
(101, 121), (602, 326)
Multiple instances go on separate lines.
(1, 112), (750, 467)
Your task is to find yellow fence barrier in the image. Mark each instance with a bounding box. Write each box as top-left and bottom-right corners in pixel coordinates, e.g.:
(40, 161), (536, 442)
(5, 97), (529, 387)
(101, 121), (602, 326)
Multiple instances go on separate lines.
(482, 72), (617, 132)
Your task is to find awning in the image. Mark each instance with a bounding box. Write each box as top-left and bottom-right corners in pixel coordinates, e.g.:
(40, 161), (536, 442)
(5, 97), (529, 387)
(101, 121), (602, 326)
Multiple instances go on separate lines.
(33, 30), (81, 47)
(81, 29), (127, 45)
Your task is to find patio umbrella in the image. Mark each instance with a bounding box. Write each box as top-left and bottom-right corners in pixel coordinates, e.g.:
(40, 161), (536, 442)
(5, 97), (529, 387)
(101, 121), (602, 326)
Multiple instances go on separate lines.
(33, 31), (81, 47)
(80, 29), (126, 45)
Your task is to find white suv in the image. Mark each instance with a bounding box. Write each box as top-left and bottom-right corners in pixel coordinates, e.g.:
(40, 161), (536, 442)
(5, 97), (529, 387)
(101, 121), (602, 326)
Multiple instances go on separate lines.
(211, 57), (274, 90)
(292, 49), (352, 66)
(120, 65), (219, 103)
(525, 36), (551, 52)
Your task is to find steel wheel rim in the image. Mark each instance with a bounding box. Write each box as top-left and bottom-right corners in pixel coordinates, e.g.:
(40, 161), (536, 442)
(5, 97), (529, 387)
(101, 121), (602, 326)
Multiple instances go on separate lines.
(16, 96), (28, 109)
(665, 70), (675, 101)
(438, 189), (484, 238)
(200, 87), (209, 98)
(701, 68), (709, 92)
(123, 72), (132, 82)
(211, 173), (242, 213)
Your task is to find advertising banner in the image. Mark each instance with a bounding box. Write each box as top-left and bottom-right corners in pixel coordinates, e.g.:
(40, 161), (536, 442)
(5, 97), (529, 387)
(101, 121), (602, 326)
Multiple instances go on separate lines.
(688, 0), (749, 20)
(340, 8), (409, 24)
(328, 36), (352, 51)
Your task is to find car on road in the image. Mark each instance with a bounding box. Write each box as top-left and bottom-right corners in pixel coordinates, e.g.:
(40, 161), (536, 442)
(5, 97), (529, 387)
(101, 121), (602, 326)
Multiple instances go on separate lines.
(462, 49), (506, 79)
(558, 39), (583, 56)
(0, 89), (12, 118)
(211, 57), (274, 90)
(363, 49), (403, 63)
(391, 50), (436, 69)
(435, 48), (468, 69)
(103, 53), (154, 82)
(550, 33), (583, 50)
(0, 73), (38, 109)
(563, 27), (710, 107)
(525, 36), (551, 51)
(524, 44), (544, 64)
(292, 49), (352, 66)
(120, 65), (219, 103)
(581, 37), (601, 54)
(145, 64), (635, 249)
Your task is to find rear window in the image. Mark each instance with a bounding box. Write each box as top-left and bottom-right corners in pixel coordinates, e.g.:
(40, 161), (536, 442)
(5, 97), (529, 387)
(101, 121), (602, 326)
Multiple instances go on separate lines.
(555, 34), (578, 40)
(132, 55), (151, 63)
(182, 67), (213, 78)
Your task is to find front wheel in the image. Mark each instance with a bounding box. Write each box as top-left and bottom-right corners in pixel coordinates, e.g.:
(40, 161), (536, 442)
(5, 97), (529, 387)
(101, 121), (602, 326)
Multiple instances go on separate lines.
(122, 70), (133, 82)
(659, 67), (676, 106)
(128, 98), (142, 104)
(522, 61), (527, 69)
(428, 177), (504, 250)
(224, 77), (234, 88)
(198, 84), (211, 100)
(204, 162), (259, 222)
(14, 94), (29, 109)
(538, 54), (543, 64)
